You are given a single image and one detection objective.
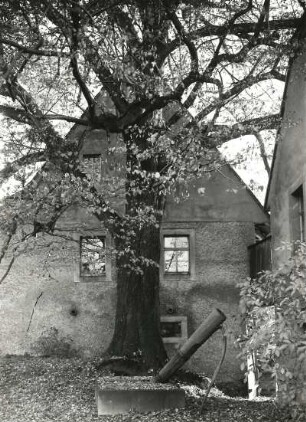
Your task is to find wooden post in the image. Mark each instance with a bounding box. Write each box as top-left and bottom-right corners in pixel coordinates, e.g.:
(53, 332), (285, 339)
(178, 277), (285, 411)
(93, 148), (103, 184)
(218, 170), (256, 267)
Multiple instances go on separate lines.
(155, 308), (226, 383)
(247, 352), (258, 399)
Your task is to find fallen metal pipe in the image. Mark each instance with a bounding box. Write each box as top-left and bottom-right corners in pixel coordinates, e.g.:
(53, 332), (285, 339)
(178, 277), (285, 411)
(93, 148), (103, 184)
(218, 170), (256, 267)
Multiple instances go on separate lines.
(155, 308), (226, 383)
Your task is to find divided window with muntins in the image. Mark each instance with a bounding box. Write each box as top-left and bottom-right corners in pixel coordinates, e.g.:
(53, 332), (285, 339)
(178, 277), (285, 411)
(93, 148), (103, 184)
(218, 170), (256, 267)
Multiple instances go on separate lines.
(80, 236), (106, 277)
(82, 154), (102, 181)
(163, 235), (190, 273)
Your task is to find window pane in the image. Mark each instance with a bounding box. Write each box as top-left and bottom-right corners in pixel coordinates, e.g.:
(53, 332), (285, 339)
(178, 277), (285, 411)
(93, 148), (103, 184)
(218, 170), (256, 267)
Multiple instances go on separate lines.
(291, 185), (305, 245)
(164, 237), (176, 248)
(164, 236), (189, 249)
(177, 259), (189, 272)
(164, 251), (177, 272)
(160, 321), (182, 338)
(175, 237), (189, 248)
(177, 250), (189, 260)
(164, 250), (189, 273)
(82, 154), (101, 180)
(81, 237), (105, 276)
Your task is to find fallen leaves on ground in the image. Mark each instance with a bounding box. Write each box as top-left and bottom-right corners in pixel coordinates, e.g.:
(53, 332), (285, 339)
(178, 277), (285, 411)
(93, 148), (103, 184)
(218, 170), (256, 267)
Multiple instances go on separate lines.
(0, 356), (288, 422)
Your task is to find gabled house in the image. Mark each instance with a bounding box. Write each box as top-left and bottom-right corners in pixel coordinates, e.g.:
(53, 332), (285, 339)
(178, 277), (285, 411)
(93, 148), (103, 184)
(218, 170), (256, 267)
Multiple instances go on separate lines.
(0, 117), (269, 388)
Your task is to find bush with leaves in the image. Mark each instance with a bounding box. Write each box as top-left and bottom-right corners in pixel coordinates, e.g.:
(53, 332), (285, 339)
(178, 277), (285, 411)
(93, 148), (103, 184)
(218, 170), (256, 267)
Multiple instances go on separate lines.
(238, 242), (306, 418)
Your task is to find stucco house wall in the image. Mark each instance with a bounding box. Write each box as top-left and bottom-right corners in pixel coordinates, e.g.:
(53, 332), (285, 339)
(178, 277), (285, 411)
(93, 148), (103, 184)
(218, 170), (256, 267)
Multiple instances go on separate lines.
(0, 208), (117, 358)
(263, 41), (306, 402)
(266, 43), (306, 267)
(159, 166), (268, 382)
(0, 129), (268, 384)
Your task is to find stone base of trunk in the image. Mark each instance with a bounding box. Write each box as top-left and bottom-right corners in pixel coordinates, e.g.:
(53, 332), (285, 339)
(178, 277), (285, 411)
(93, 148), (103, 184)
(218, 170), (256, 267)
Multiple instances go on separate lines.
(95, 376), (185, 415)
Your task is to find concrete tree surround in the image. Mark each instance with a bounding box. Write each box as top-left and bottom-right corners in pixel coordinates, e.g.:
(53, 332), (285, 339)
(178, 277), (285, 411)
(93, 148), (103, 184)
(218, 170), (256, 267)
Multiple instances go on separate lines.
(95, 377), (185, 415)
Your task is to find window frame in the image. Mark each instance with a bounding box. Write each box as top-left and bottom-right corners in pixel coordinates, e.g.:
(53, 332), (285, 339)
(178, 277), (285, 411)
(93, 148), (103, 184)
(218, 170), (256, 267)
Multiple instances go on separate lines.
(160, 228), (195, 280)
(163, 235), (190, 274)
(74, 232), (112, 283)
(289, 181), (306, 251)
(291, 185), (305, 241)
(80, 235), (106, 278)
(160, 316), (188, 344)
(82, 153), (102, 181)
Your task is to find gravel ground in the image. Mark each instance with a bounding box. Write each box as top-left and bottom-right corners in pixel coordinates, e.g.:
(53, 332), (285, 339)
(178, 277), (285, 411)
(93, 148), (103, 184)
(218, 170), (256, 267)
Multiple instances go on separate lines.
(0, 356), (289, 422)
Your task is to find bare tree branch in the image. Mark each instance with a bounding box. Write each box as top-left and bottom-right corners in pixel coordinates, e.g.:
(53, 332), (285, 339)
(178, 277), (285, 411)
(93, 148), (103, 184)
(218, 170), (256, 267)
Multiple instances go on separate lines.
(69, 2), (96, 115)
(195, 71), (281, 123)
(0, 257), (15, 285)
(0, 104), (32, 124)
(203, 0), (253, 77)
(163, 4), (199, 77)
(0, 219), (17, 265)
(254, 130), (271, 175)
(208, 113), (280, 144)
(254, 0), (271, 39)
(42, 113), (91, 126)
(162, 18), (300, 61)
(0, 38), (70, 57)
(0, 219), (17, 285)
(82, 36), (129, 114)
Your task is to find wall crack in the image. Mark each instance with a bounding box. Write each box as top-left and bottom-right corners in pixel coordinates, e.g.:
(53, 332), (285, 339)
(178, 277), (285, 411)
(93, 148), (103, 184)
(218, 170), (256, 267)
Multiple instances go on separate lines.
(27, 292), (44, 333)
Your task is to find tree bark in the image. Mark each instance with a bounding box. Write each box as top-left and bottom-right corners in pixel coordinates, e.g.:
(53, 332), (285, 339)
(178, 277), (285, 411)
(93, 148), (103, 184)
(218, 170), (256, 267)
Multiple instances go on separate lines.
(107, 222), (167, 370)
(107, 128), (167, 370)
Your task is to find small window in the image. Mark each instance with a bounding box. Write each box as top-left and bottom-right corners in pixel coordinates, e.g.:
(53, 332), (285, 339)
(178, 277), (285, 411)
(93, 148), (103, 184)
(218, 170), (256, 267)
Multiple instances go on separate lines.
(291, 185), (305, 243)
(161, 321), (182, 338)
(82, 154), (101, 181)
(160, 316), (188, 344)
(80, 236), (105, 277)
(164, 236), (190, 273)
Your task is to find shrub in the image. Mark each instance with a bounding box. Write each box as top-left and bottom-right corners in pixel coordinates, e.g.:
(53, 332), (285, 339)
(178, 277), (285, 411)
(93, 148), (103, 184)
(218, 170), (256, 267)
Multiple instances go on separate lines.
(238, 242), (306, 419)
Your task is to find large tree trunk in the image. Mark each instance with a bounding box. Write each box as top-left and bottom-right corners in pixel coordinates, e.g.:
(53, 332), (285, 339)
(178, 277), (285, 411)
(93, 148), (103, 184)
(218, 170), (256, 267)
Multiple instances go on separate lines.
(107, 222), (167, 369)
(107, 126), (168, 369)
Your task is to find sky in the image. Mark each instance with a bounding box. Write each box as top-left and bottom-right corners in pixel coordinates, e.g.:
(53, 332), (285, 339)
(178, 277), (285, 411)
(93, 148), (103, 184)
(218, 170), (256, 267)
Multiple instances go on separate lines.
(219, 134), (273, 204)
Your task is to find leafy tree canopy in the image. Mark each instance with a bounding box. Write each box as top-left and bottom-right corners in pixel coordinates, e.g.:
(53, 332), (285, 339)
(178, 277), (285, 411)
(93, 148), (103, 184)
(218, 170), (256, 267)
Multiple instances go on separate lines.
(0, 0), (305, 271)
(0, 0), (303, 224)
(0, 0), (305, 368)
